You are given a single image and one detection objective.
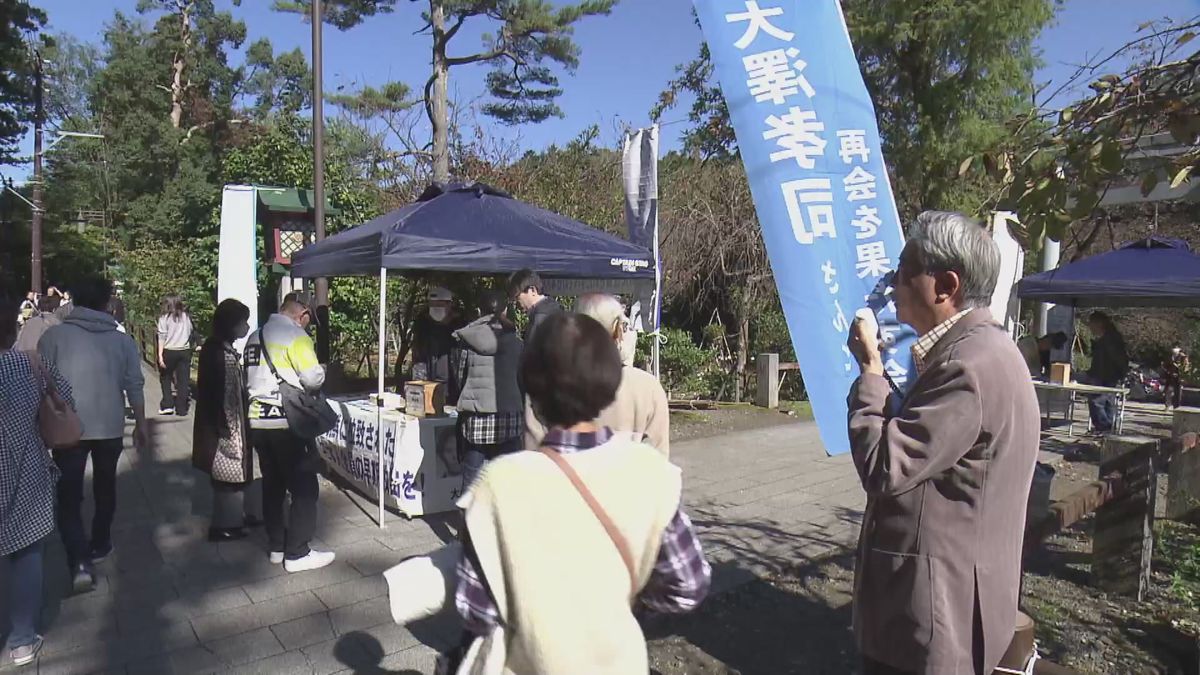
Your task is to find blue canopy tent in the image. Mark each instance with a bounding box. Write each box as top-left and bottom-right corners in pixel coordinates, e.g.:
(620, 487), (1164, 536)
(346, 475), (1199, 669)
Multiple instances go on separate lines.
(288, 182), (656, 528)
(1017, 237), (1200, 308)
(290, 182), (655, 281)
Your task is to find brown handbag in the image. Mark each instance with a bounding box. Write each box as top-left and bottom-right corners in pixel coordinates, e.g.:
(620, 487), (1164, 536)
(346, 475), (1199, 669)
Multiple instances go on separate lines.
(538, 447), (639, 597)
(25, 351), (83, 449)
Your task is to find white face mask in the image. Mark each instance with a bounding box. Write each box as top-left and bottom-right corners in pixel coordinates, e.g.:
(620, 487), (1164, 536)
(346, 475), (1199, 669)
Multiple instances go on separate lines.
(429, 307), (448, 322)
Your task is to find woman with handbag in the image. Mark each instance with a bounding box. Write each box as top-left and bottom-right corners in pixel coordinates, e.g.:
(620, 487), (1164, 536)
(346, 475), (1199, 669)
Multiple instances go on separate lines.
(451, 313), (712, 674)
(0, 298), (78, 666)
(192, 299), (254, 542)
(156, 294), (195, 416)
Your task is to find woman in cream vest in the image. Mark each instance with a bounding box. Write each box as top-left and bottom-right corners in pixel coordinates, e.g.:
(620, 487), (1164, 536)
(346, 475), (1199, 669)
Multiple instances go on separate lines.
(453, 313), (711, 674)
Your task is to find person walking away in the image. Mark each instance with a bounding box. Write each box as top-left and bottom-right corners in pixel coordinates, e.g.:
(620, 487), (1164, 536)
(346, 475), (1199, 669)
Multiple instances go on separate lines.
(52, 290), (73, 321)
(14, 297), (62, 351)
(244, 298), (334, 572)
(525, 293), (670, 456)
(846, 212), (1040, 675)
(157, 295), (194, 416)
(193, 299), (254, 542)
(18, 291), (36, 325)
(452, 291), (524, 487)
(1163, 346), (1189, 410)
(1082, 311), (1128, 433)
(453, 312), (710, 674)
(506, 269), (562, 343)
(0, 298), (76, 666)
(39, 277), (147, 593)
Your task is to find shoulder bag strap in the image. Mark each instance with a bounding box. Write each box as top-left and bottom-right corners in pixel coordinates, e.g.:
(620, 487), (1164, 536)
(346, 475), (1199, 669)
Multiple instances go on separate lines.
(23, 350), (51, 395)
(538, 447), (638, 597)
(256, 329), (285, 385)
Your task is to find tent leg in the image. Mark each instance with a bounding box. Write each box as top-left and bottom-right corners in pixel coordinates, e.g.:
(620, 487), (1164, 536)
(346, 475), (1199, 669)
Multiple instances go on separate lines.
(377, 267), (387, 530)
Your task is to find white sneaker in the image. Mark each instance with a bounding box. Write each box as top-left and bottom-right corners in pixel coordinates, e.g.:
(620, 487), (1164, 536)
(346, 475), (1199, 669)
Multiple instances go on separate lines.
(284, 550), (336, 573)
(158, 407), (175, 416)
(269, 551), (284, 564)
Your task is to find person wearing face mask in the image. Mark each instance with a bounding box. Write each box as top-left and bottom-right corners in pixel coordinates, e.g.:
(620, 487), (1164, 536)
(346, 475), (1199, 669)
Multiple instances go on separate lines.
(410, 286), (465, 396)
(524, 293), (670, 456)
(193, 299), (255, 542)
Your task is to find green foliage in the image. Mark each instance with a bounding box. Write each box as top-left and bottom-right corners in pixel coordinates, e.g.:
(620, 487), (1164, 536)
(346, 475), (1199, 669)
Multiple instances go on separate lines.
(846, 0), (1055, 217)
(0, 0), (46, 164)
(966, 17), (1200, 244)
(641, 327), (734, 401)
(244, 38), (311, 118)
(276, 0), (617, 137)
(1158, 521), (1200, 611)
(120, 239), (216, 334)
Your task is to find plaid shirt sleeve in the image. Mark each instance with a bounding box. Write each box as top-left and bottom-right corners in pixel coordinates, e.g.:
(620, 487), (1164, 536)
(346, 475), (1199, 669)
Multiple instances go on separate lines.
(640, 507), (712, 613)
(456, 546), (501, 635)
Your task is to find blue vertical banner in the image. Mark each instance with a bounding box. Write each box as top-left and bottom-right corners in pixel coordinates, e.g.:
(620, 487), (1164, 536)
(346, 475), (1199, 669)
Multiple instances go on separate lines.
(694, 0), (916, 455)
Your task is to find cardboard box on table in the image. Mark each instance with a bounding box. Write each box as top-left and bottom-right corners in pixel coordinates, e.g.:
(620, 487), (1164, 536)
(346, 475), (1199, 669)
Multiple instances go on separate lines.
(316, 397), (464, 518)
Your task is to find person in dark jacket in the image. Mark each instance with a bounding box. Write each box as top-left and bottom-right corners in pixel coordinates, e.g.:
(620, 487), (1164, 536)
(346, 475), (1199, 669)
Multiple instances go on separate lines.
(506, 269), (562, 343)
(410, 286), (465, 394)
(1083, 312), (1128, 433)
(193, 299), (254, 542)
(452, 291), (525, 487)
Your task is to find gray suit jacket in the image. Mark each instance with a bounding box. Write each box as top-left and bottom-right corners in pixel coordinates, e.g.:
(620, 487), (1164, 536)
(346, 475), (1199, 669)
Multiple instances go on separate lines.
(847, 309), (1039, 675)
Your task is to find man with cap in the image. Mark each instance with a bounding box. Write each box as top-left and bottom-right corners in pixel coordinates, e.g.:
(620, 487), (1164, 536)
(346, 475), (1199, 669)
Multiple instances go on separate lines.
(410, 286), (465, 396)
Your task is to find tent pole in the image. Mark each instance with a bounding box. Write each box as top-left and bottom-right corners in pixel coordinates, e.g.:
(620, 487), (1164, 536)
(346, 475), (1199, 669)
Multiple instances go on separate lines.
(377, 267), (387, 529)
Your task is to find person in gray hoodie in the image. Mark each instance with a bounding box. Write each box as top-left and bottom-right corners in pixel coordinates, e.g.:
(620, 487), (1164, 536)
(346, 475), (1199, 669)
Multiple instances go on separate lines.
(452, 291), (524, 487)
(38, 278), (147, 593)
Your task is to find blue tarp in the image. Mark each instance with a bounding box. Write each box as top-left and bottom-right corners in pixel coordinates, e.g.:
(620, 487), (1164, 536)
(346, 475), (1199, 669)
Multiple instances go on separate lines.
(290, 182), (655, 280)
(1017, 236), (1200, 307)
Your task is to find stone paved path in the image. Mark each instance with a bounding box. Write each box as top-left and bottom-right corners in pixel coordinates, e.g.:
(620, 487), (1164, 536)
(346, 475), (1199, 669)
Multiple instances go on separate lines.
(0, 367), (864, 674)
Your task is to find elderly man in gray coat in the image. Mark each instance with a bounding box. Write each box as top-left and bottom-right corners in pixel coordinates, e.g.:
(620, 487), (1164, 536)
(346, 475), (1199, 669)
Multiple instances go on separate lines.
(846, 211), (1040, 675)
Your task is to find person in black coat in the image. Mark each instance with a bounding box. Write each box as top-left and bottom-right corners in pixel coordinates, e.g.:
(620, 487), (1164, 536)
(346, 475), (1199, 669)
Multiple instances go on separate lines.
(1083, 312), (1128, 433)
(506, 269), (562, 344)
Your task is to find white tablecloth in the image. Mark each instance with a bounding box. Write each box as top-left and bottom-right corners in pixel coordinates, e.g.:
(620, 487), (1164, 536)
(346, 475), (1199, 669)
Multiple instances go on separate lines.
(316, 397), (463, 518)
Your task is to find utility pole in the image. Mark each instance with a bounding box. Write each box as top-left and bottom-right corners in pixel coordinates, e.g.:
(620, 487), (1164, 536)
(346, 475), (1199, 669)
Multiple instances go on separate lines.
(311, 0), (330, 363)
(30, 46), (44, 294)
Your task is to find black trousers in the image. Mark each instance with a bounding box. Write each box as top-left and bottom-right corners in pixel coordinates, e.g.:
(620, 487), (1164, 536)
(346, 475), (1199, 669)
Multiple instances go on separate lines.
(160, 348), (192, 412)
(53, 438), (123, 567)
(252, 428), (319, 560)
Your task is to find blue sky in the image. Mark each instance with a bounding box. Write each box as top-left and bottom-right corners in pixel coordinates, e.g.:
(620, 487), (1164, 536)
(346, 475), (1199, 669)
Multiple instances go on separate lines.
(13, 0), (1200, 176)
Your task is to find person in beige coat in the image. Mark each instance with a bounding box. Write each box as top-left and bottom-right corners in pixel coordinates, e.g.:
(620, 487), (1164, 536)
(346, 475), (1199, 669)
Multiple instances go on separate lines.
(524, 293), (670, 455)
(846, 211), (1040, 675)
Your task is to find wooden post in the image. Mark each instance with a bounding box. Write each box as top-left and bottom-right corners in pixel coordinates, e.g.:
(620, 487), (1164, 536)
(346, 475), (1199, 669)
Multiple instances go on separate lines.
(1168, 409), (1200, 521)
(755, 353), (779, 409)
(1092, 436), (1158, 600)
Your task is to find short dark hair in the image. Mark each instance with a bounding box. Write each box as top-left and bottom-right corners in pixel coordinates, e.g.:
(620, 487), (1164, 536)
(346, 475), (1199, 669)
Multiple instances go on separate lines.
(1047, 332), (1069, 349)
(73, 277), (113, 311)
(521, 313), (622, 428)
(38, 296), (60, 313)
(477, 290), (507, 317)
(506, 268), (543, 299)
(211, 298), (250, 343)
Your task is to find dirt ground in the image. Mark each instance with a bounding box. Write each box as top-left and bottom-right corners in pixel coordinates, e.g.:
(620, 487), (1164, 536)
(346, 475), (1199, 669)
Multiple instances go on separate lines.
(645, 423), (1200, 675)
(670, 403), (810, 443)
(644, 519), (1200, 675)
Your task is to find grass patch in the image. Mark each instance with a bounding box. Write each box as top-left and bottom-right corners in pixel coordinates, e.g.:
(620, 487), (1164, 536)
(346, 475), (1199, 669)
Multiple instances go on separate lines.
(779, 400), (814, 420)
(669, 410), (708, 425)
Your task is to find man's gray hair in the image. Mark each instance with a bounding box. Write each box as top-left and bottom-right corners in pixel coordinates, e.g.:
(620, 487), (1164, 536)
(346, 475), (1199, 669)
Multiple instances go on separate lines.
(906, 211), (1000, 308)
